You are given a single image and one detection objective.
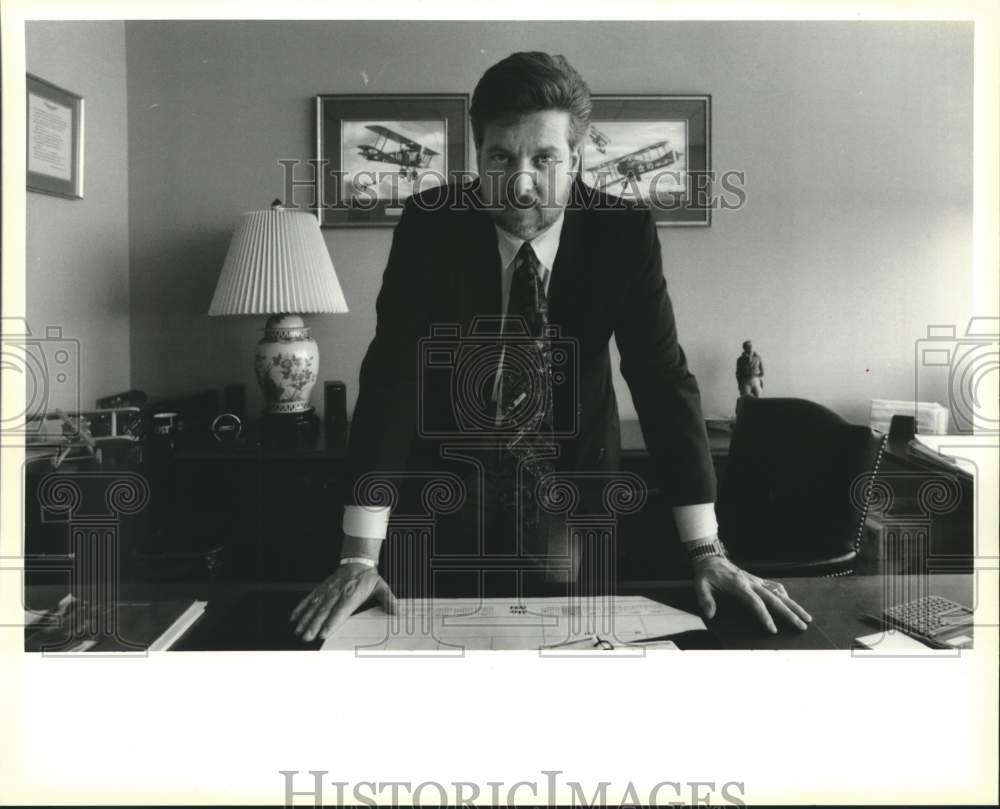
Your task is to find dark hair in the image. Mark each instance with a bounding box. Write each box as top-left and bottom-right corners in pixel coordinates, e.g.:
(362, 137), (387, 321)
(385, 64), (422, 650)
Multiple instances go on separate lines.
(470, 52), (592, 150)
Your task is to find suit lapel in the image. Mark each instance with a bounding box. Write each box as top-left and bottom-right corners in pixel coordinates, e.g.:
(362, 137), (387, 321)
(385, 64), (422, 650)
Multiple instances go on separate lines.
(548, 201), (586, 324)
(456, 207), (502, 329)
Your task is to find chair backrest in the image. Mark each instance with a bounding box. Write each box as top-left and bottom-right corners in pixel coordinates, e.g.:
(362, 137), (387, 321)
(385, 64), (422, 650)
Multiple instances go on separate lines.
(717, 397), (883, 574)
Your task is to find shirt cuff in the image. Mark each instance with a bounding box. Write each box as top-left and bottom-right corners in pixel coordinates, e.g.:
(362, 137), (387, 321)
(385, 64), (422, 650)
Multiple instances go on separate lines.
(343, 505), (390, 540)
(672, 503), (718, 544)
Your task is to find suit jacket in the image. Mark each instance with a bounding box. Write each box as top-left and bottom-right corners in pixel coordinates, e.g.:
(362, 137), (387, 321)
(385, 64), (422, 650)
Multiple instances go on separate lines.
(344, 178), (716, 516)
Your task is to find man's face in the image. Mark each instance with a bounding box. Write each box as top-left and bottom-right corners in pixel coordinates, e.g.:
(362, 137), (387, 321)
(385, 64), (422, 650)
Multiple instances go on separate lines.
(476, 109), (581, 240)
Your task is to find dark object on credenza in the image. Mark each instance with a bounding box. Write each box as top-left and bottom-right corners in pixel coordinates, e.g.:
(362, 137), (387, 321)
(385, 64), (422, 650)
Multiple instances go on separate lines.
(717, 396), (885, 577)
(96, 389), (148, 409)
(323, 380), (347, 449)
(147, 389), (220, 450)
(210, 413), (244, 445)
(261, 407), (320, 449)
(222, 384), (246, 420)
(888, 414), (916, 447)
(324, 381), (348, 445)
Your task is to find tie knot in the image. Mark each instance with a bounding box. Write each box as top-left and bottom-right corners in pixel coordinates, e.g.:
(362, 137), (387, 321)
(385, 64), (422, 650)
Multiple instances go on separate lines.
(516, 241), (539, 272)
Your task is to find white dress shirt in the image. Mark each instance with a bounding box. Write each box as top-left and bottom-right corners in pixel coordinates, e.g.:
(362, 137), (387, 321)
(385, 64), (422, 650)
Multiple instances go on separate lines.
(342, 215), (718, 546)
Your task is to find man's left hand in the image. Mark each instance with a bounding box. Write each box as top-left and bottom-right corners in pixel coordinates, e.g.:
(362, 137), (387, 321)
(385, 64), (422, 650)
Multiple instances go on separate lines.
(692, 556), (812, 633)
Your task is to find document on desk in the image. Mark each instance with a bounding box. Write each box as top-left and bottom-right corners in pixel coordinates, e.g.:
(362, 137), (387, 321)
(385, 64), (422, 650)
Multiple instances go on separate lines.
(24, 595), (207, 653)
(320, 595), (705, 652)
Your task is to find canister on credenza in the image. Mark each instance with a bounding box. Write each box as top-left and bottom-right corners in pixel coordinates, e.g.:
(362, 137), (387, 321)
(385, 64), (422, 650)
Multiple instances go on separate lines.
(152, 411), (182, 453)
(324, 381), (347, 444)
(222, 384), (246, 420)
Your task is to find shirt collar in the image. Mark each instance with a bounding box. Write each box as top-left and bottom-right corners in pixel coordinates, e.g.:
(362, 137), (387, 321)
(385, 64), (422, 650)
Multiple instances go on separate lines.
(494, 211), (565, 272)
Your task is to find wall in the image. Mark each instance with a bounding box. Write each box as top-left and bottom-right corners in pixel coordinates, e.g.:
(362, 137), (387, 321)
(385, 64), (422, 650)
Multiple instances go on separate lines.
(124, 20), (973, 424)
(26, 21), (131, 411)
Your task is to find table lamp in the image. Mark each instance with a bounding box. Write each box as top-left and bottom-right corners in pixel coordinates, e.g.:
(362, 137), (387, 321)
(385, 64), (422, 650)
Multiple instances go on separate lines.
(208, 201), (348, 433)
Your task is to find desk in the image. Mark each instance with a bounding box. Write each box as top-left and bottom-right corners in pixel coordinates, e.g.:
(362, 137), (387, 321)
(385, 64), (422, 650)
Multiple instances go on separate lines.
(24, 574), (974, 651)
(620, 418), (733, 462)
(154, 415), (972, 583)
(157, 419), (728, 583)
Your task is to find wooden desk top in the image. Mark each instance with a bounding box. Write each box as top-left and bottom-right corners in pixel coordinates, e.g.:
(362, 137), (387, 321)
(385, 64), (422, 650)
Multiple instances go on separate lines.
(24, 573), (974, 652)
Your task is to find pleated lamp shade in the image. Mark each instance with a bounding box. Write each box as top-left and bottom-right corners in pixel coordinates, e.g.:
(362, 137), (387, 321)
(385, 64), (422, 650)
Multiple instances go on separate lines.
(209, 206), (348, 316)
(209, 204), (348, 422)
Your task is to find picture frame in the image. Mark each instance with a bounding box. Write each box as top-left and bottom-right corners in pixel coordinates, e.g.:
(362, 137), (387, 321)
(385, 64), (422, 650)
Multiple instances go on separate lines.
(316, 93), (469, 227)
(26, 73), (85, 199)
(583, 95), (711, 226)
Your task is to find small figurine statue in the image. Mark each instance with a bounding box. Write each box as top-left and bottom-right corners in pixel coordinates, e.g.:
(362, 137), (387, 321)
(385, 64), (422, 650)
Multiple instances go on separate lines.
(736, 340), (764, 398)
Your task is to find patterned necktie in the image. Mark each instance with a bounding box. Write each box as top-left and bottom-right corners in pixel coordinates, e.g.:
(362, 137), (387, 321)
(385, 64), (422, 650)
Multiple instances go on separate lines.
(498, 241), (556, 534)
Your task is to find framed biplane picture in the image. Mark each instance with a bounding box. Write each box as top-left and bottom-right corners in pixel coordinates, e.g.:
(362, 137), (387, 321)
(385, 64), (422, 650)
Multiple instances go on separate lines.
(583, 95), (711, 226)
(316, 94), (468, 227)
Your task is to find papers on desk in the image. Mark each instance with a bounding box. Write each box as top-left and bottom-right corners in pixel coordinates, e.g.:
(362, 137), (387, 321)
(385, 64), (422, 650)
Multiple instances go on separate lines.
(852, 629), (965, 657)
(870, 398), (950, 435)
(148, 601), (208, 651)
(320, 595), (705, 653)
(24, 594), (207, 653)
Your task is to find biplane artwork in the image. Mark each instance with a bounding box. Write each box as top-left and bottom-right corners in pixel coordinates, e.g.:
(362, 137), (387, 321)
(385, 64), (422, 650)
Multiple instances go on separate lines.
(340, 118), (448, 203)
(586, 140), (680, 187)
(581, 119), (689, 200)
(582, 96), (710, 225)
(356, 124), (440, 180)
(318, 94), (467, 226)
(588, 125), (610, 154)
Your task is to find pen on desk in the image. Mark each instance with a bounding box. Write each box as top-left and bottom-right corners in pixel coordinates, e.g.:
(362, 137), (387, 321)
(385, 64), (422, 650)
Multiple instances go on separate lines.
(544, 635), (679, 651)
(544, 634), (605, 650)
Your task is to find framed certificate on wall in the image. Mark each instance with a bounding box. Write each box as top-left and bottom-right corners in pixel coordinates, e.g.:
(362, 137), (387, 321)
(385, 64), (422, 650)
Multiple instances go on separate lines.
(26, 73), (85, 199)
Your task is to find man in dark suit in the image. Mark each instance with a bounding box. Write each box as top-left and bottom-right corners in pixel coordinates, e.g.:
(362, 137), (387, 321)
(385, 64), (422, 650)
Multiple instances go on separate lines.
(292, 51), (811, 641)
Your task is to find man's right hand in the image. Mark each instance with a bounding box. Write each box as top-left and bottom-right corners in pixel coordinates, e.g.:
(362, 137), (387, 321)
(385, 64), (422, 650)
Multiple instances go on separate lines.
(290, 564), (398, 642)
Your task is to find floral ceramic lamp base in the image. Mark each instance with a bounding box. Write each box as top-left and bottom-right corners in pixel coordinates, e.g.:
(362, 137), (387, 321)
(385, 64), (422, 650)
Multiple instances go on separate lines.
(254, 314), (319, 415)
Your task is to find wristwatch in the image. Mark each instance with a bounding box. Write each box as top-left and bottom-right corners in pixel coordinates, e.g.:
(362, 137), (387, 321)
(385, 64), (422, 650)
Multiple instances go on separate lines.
(687, 539), (728, 562)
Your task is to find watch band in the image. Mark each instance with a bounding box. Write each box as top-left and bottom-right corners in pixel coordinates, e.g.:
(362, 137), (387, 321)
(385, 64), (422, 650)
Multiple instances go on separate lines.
(687, 539), (728, 562)
(339, 556), (377, 568)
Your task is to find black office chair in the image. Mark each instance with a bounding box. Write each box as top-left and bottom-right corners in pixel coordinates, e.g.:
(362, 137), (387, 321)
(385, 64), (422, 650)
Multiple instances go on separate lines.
(717, 396), (886, 577)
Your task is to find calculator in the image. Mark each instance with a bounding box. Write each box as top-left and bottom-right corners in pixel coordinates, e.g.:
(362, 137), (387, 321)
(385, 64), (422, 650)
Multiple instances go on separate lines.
(883, 595), (974, 646)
